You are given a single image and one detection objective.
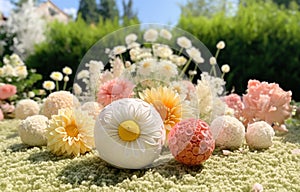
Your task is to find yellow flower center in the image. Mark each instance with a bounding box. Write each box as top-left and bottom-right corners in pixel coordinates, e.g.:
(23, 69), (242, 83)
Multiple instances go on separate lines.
(143, 62), (150, 68)
(65, 121), (79, 137)
(118, 120), (140, 141)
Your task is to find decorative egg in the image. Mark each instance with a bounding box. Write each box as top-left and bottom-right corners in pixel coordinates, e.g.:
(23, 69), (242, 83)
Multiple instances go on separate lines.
(168, 118), (215, 165)
(210, 115), (245, 149)
(246, 121), (275, 149)
(94, 98), (165, 169)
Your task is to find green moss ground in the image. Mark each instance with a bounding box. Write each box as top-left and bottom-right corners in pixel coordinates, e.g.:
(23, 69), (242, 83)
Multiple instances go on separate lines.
(0, 119), (299, 192)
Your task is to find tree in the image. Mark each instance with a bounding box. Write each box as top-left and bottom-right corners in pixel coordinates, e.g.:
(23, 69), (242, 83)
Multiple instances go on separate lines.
(77, 0), (100, 24)
(122, 0), (138, 22)
(98, 0), (119, 21)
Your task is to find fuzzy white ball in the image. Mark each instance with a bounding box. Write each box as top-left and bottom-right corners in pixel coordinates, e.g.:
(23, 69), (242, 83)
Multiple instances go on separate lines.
(81, 101), (103, 119)
(210, 115), (245, 149)
(15, 99), (40, 120)
(18, 115), (49, 146)
(246, 121), (275, 149)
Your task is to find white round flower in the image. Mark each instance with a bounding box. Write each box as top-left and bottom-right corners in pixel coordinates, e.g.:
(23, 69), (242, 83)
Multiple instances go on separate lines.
(112, 45), (127, 55)
(216, 40), (226, 49)
(143, 29), (158, 42)
(186, 47), (204, 63)
(81, 101), (103, 119)
(76, 70), (90, 80)
(62, 66), (72, 75)
(63, 76), (69, 82)
(28, 91), (35, 98)
(43, 81), (55, 91)
(50, 71), (63, 81)
(209, 57), (217, 65)
(246, 121), (275, 149)
(18, 115), (48, 146)
(15, 99), (40, 120)
(169, 55), (187, 66)
(94, 98), (165, 169)
(153, 44), (173, 59)
(210, 115), (245, 149)
(177, 36), (192, 49)
(88, 60), (104, 72)
(156, 60), (178, 79)
(3, 65), (16, 77)
(221, 64), (230, 73)
(159, 29), (172, 40)
(125, 33), (138, 45)
(137, 58), (156, 77)
(127, 42), (141, 49)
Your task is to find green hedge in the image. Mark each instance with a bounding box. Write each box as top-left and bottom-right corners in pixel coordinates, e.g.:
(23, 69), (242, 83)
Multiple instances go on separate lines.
(178, 1), (300, 100)
(26, 17), (138, 91)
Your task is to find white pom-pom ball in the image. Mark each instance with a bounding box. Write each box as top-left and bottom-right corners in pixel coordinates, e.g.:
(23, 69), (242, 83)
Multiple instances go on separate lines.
(210, 115), (245, 149)
(94, 98), (165, 169)
(18, 115), (49, 146)
(15, 99), (40, 120)
(246, 121), (275, 149)
(81, 101), (103, 119)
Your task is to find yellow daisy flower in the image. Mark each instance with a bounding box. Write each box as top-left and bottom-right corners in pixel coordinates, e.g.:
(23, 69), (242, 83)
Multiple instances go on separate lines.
(139, 86), (185, 134)
(47, 108), (95, 157)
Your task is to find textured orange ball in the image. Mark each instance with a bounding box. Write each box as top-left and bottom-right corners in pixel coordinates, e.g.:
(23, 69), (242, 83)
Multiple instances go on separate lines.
(168, 118), (215, 165)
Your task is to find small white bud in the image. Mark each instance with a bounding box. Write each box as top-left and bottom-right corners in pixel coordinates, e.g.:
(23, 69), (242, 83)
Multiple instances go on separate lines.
(221, 64), (230, 73)
(209, 57), (217, 65)
(216, 41), (226, 49)
(64, 76), (69, 82)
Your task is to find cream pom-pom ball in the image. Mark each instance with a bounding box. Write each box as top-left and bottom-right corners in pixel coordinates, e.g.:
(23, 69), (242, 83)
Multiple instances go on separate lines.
(81, 101), (103, 119)
(246, 121), (275, 149)
(94, 98), (165, 169)
(18, 115), (49, 146)
(210, 115), (245, 149)
(15, 99), (40, 120)
(42, 91), (80, 118)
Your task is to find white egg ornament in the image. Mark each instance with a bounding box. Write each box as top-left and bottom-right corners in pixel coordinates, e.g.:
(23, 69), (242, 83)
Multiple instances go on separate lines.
(94, 98), (165, 169)
(246, 121), (275, 149)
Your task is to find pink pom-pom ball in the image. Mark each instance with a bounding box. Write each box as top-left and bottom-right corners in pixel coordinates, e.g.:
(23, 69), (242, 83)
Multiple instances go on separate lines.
(168, 118), (215, 165)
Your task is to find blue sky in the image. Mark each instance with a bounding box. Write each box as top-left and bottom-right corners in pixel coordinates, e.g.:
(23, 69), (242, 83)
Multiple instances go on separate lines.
(0, 0), (186, 25)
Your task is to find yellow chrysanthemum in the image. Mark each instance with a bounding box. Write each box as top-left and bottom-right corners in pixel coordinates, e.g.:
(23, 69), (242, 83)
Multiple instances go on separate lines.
(47, 108), (95, 157)
(139, 86), (184, 134)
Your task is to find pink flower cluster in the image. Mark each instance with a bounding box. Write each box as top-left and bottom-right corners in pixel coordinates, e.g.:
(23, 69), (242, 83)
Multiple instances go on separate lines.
(0, 84), (17, 120)
(223, 80), (292, 132)
(97, 78), (135, 106)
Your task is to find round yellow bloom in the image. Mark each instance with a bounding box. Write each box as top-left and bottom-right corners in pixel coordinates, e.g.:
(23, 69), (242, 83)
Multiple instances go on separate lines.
(139, 86), (183, 134)
(43, 81), (55, 91)
(47, 108), (95, 157)
(50, 71), (63, 81)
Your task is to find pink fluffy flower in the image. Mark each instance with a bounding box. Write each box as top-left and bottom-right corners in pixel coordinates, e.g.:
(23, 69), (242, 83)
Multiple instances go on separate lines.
(0, 84), (17, 100)
(242, 80), (292, 132)
(0, 109), (3, 121)
(97, 78), (135, 106)
(0, 103), (15, 113)
(222, 93), (244, 120)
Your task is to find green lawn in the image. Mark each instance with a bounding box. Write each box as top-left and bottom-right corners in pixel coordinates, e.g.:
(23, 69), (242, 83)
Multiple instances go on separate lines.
(0, 119), (299, 192)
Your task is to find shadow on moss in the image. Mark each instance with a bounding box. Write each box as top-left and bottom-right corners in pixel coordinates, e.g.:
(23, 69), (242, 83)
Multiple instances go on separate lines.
(6, 132), (19, 139)
(5, 143), (32, 152)
(28, 150), (67, 162)
(283, 119), (300, 144)
(57, 156), (147, 187)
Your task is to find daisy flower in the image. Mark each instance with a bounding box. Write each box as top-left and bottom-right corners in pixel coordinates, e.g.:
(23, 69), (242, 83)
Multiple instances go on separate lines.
(97, 78), (135, 106)
(186, 47), (204, 63)
(143, 29), (158, 42)
(216, 40), (226, 49)
(50, 71), (63, 81)
(136, 58), (156, 77)
(156, 60), (178, 79)
(159, 29), (172, 40)
(112, 45), (127, 55)
(125, 33), (138, 45)
(177, 36), (192, 49)
(43, 81), (55, 91)
(62, 66), (72, 75)
(94, 98), (165, 169)
(139, 86), (185, 135)
(47, 108), (95, 157)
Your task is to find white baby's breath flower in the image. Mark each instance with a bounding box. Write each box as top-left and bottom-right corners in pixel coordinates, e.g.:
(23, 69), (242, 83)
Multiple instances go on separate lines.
(216, 41), (226, 49)
(77, 70), (90, 80)
(221, 64), (230, 73)
(62, 66), (72, 75)
(112, 45), (127, 55)
(43, 81), (55, 91)
(156, 60), (178, 79)
(73, 83), (82, 95)
(64, 76), (69, 82)
(50, 71), (63, 81)
(177, 36), (192, 49)
(186, 47), (204, 63)
(3, 57), (10, 65)
(137, 58), (156, 76)
(209, 57), (217, 65)
(2, 65), (16, 77)
(143, 29), (158, 42)
(188, 70), (197, 75)
(10, 53), (24, 66)
(125, 33), (138, 45)
(15, 65), (28, 79)
(160, 29), (172, 40)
